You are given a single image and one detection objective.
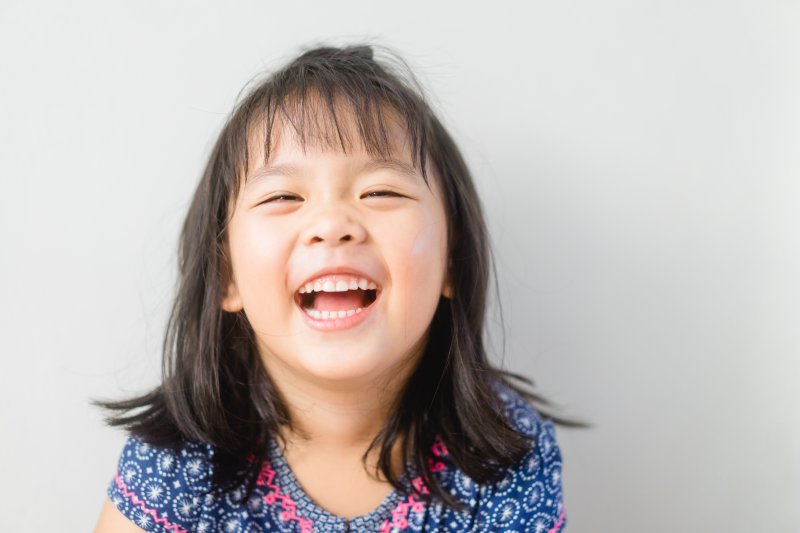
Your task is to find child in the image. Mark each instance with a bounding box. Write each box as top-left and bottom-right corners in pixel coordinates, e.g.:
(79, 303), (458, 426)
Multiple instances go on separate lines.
(94, 44), (570, 533)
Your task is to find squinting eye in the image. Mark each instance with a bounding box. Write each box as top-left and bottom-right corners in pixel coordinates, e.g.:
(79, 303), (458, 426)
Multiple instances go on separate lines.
(263, 194), (302, 203)
(363, 190), (402, 198)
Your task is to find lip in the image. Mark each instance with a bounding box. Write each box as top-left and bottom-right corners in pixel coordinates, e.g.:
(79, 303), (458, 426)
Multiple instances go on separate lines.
(296, 289), (381, 332)
(293, 264), (383, 332)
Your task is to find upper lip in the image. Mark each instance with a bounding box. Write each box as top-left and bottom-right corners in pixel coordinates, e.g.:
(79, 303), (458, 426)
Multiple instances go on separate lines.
(295, 265), (382, 293)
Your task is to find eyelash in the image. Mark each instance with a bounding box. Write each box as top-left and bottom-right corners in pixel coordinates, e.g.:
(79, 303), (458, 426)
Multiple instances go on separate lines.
(364, 190), (400, 198)
(262, 191), (401, 203)
(264, 194), (302, 203)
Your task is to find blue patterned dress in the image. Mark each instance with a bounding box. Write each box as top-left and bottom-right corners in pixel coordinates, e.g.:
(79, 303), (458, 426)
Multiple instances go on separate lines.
(107, 384), (567, 532)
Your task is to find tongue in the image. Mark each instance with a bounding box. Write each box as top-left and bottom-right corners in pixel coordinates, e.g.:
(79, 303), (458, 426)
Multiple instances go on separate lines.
(313, 290), (364, 311)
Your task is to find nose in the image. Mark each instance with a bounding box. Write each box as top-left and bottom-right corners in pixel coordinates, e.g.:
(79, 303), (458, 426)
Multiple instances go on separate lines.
(301, 204), (367, 246)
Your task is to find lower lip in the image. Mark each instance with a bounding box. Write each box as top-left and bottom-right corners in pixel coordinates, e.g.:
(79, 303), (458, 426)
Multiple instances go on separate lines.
(297, 293), (380, 332)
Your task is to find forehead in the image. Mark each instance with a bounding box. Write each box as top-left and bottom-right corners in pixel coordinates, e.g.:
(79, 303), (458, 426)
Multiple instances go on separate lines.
(241, 131), (440, 208)
(243, 93), (424, 179)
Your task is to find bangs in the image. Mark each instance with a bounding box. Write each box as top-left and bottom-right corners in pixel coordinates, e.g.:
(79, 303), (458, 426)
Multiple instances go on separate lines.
(234, 46), (434, 191)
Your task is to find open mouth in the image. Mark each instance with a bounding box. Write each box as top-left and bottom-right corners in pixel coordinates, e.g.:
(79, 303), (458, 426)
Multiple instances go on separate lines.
(295, 281), (380, 320)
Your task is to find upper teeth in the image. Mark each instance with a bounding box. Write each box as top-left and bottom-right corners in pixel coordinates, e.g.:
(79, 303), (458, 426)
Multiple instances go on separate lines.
(298, 276), (378, 294)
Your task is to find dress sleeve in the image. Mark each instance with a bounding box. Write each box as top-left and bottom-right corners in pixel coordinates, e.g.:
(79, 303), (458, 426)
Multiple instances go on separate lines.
(475, 388), (568, 532)
(106, 435), (213, 532)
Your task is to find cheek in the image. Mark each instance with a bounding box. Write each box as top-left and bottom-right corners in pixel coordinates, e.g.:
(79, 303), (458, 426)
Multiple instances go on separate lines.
(228, 218), (292, 300)
(409, 220), (446, 259)
(386, 210), (448, 301)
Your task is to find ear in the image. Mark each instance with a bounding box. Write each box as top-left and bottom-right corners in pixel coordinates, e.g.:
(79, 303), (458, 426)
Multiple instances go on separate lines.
(221, 280), (243, 313)
(441, 272), (453, 299)
(220, 242), (243, 312)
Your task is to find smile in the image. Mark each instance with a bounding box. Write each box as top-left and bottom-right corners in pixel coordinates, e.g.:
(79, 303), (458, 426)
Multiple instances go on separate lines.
(294, 274), (381, 331)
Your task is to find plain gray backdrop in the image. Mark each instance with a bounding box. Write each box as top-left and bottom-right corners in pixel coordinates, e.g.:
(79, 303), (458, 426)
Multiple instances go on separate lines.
(1, 1), (798, 531)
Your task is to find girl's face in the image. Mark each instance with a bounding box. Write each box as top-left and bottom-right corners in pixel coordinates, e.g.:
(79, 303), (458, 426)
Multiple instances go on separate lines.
(222, 117), (451, 390)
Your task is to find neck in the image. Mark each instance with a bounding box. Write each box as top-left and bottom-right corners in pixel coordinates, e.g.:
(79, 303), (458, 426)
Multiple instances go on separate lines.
(262, 356), (418, 454)
(281, 377), (398, 449)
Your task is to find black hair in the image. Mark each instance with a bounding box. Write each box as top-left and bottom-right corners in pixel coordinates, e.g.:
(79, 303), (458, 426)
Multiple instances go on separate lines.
(94, 43), (586, 510)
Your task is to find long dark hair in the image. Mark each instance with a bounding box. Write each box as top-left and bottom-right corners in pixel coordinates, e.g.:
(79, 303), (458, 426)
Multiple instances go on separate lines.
(94, 44), (585, 509)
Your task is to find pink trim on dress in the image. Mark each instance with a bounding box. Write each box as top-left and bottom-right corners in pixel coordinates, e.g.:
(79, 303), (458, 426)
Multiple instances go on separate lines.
(114, 470), (188, 533)
(431, 438), (448, 458)
(427, 435), (448, 473)
(379, 437), (445, 532)
(379, 489), (426, 533)
(255, 459), (314, 533)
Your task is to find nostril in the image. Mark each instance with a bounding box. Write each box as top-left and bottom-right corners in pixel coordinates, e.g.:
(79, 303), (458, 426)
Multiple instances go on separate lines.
(310, 234), (353, 243)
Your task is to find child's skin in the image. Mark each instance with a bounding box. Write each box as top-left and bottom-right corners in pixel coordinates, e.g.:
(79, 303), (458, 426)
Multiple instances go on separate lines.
(220, 113), (452, 516)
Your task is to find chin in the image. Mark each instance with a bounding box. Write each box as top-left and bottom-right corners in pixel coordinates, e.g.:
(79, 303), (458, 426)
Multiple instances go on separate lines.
(296, 349), (394, 386)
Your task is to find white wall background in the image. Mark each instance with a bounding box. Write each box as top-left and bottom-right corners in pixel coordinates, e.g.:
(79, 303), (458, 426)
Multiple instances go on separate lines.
(1, 1), (798, 531)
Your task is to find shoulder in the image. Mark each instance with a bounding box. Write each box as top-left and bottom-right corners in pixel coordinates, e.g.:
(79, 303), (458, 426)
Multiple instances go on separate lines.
(491, 379), (552, 440)
(106, 434), (215, 532)
(479, 380), (568, 532)
(425, 381), (567, 531)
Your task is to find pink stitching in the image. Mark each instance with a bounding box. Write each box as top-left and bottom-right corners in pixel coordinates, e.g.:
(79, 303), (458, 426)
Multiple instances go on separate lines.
(411, 476), (430, 495)
(114, 470), (188, 533)
(380, 436), (446, 531)
(255, 460), (314, 533)
(431, 437), (448, 458)
(427, 435), (448, 473)
(379, 491), (426, 532)
(547, 509), (566, 533)
(379, 476), (431, 531)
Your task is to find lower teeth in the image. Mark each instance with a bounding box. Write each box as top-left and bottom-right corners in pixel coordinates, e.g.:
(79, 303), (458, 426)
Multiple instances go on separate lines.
(305, 308), (364, 320)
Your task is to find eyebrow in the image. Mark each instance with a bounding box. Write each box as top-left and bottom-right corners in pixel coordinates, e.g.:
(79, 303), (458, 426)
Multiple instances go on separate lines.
(246, 164), (302, 184)
(360, 158), (420, 179)
(245, 158), (420, 185)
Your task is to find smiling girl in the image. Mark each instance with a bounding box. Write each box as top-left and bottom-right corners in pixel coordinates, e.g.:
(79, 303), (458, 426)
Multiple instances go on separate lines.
(93, 44), (572, 532)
